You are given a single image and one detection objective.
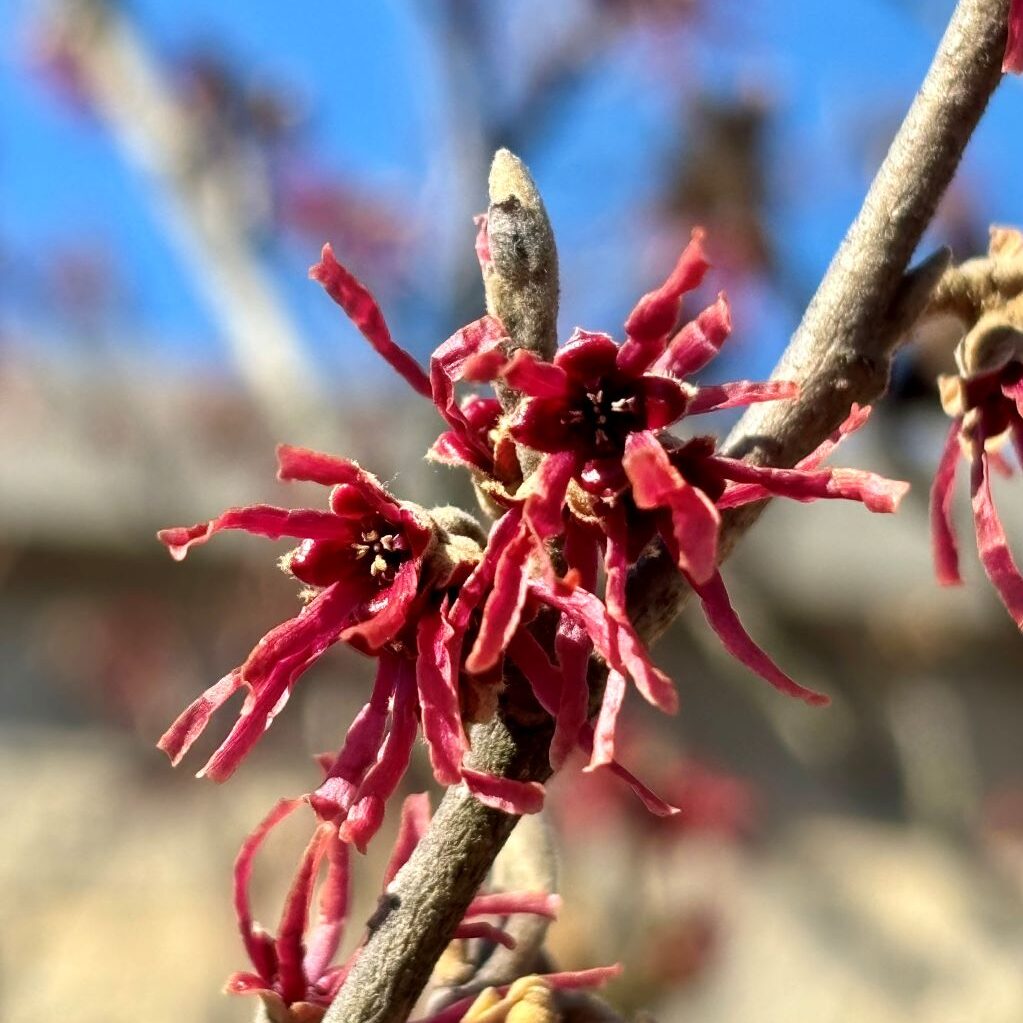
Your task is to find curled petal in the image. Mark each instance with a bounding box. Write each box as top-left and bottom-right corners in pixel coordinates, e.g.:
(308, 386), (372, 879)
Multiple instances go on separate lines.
(383, 792), (432, 888)
(578, 726), (682, 817)
(450, 509), (524, 632)
(711, 456), (909, 514)
(624, 430), (720, 584)
(310, 243), (431, 398)
(931, 420), (964, 586)
(341, 558), (420, 652)
(501, 349), (571, 398)
(652, 292), (731, 378)
(466, 891), (561, 920)
(339, 653), (419, 852)
(199, 585), (362, 781)
(466, 520), (534, 674)
(551, 616), (592, 770)
(303, 828), (350, 984)
(692, 570), (829, 706)
(310, 660), (395, 822)
(972, 451), (1023, 627)
(522, 450), (578, 541)
(158, 505), (357, 561)
(554, 330), (619, 380)
(687, 379), (799, 416)
(234, 797), (304, 982)
(158, 670), (243, 766)
(585, 669), (627, 770)
(620, 228), (709, 372)
(430, 316), (507, 432)
(416, 606), (466, 785)
(462, 768), (546, 815)
(452, 920), (517, 949)
(276, 825), (329, 1003)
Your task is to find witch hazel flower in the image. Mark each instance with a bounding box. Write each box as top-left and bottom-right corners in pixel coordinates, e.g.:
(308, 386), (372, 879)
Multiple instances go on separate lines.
(309, 242), (690, 811)
(229, 792), (589, 1023)
(467, 231), (907, 764)
(157, 446), (505, 849)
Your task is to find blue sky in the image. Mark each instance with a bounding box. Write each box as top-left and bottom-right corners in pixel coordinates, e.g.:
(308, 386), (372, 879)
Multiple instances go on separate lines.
(2, 0), (1021, 385)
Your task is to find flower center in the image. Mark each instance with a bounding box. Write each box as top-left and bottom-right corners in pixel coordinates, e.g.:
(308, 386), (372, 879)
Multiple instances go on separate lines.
(350, 529), (406, 579)
(566, 387), (640, 452)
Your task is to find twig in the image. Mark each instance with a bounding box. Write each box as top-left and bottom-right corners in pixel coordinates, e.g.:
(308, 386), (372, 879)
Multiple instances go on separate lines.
(326, 2), (1008, 1019)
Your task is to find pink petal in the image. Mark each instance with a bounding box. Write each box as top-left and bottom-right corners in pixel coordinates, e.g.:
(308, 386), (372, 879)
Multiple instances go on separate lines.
(461, 768), (546, 815)
(303, 828), (350, 984)
(234, 797), (304, 982)
(550, 615), (592, 770)
(466, 520), (534, 674)
(623, 430), (719, 584)
(651, 291), (731, 378)
(692, 570), (829, 705)
(620, 228), (710, 373)
(585, 669), (627, 770)
(449, 508), (524, 632)
(972, 451), (1023, 627)
(451, 921), (517, 949)
(157, 670), (244, 766)
(523, 450), (578, 541)
(430, 316), (507, 433)
(506, 629), (562, 716)
(416, 605), (466, 785)
(687, 379), (798, 416)
(931, 420), (964, 586)
(1005, 0), (1023, 73)
(339, 653), (419, 852)
(276, 825), (330, 1004)
(310, 658), (395, 822)
(382, 792), (432, 888)
(578, 726), (682, 816)
(200, 584), (361, 781)
(310, 243), (431, 398)
(711, 457), (909, 514)
(158, 505), (356, 561)
(465, 891), (561, 920)
(532, 577), (678, 714)
(501, 348), (571, 398)
(341, 558), (421, 652)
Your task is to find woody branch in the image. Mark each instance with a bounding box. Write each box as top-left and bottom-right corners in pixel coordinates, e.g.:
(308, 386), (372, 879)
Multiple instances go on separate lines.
(324, 1), (1009, 1020)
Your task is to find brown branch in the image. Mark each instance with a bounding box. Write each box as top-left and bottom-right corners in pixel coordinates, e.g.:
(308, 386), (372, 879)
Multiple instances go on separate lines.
(325, 2), (1008, 1019)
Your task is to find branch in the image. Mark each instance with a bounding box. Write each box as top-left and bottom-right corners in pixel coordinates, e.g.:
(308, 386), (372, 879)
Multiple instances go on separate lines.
(326, 2), (1008, 1019)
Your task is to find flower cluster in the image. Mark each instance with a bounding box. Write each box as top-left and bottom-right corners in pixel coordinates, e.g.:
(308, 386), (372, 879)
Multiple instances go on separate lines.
(159, 215), (908, 1013)
(229, 791), (616, 1022)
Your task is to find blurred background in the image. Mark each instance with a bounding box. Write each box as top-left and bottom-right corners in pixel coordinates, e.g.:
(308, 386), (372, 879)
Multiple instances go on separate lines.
(3, 0), (1023, 1020)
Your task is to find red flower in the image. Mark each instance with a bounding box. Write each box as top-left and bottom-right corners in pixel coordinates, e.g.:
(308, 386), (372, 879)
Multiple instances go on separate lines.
(228, 792), (571, 1022)
(1006, 0), (1023, 74)
(931, 358), (1023, 628)
(157, 447), (471, 807)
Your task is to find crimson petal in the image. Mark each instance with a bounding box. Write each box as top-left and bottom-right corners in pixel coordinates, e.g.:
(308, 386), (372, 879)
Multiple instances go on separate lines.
(462, 767), (545, 815)
(382, 792), (432, 887)
(501, 348), (571, 398)
(620, 228), (709, 373)
(652, 292), (731, 378)
(158, 505), (358, 561)
(691, 570), (829, 705)
(276, 825), (329, 1003)
(972, 451), (1023, 627)
(310, 243), (431, 398)
(416, 605), (466, 785)
(302, 828), (350, 984)
(931, 420), (964, 586)
(1006, 0), (1023, 73)
(687, 379), (798, 416)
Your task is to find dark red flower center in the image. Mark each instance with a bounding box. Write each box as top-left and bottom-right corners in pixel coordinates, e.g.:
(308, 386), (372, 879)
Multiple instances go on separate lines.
(288, 523), (411, 590)
(565, 382), (643, 455)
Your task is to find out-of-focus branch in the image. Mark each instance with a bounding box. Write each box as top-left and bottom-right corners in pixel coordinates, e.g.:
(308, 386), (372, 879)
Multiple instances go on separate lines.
(334, 1), (1007, 1020)
(48, 0), (322, 440)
